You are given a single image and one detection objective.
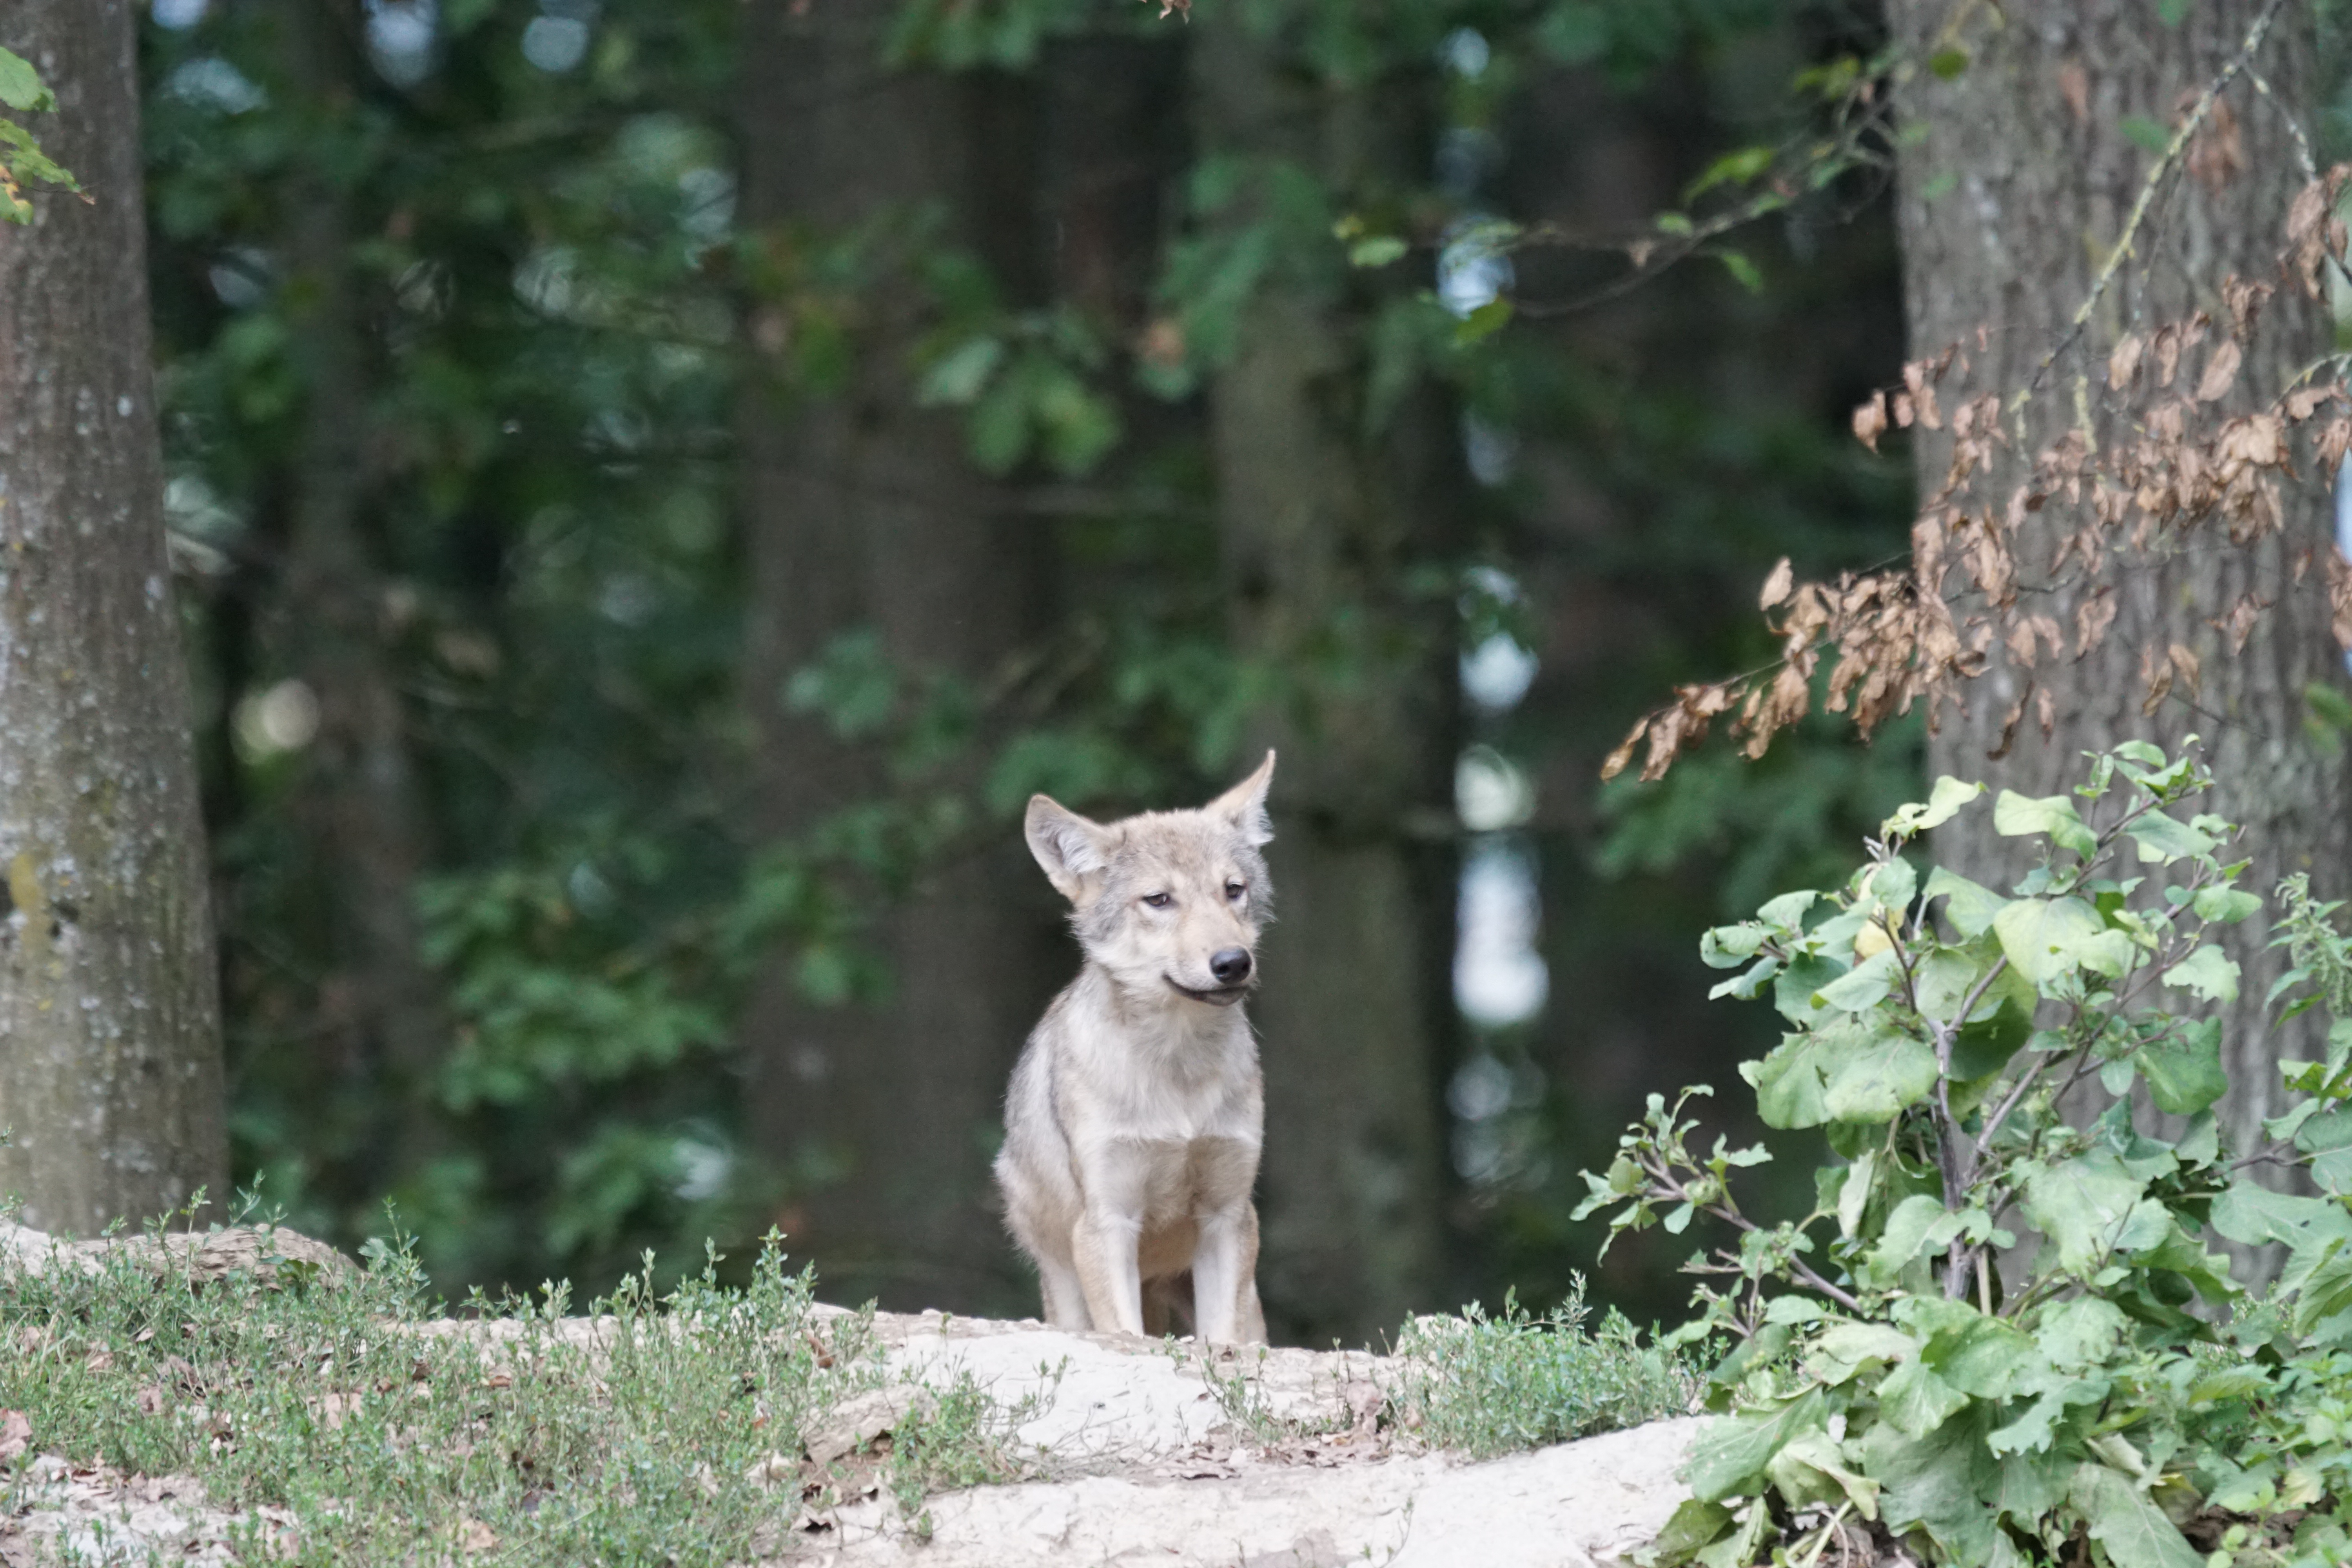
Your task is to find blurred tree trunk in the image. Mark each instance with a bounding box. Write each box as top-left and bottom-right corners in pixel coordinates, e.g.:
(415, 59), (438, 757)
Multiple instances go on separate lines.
(735, 0), (1055, 1313)
(276, 0), (446, 1192)
(1890, 0), (2352, 1163)
(1191, 16), (1457, 1346)
(0, 0), (227, 1233)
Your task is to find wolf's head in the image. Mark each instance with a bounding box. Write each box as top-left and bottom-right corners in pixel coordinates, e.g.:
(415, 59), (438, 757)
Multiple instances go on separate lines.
(1025, 752), (1276, 1008)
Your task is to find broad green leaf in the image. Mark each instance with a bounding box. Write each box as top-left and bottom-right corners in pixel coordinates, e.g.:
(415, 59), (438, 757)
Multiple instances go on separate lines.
(1699, 921), (1766, 967)
(916, 336), (1003, 406)
(1642, 1498), (1733, 1567)
(1808, 1321), (1917, 1385)
(2298, 1107), (2352, 1191)
(2032, 1298), (2128, 1370)
(1819, 1028), (1940, 1123)
(2022, 1151), (2146, 1274)
(2119, 114), (2173, 153)
(1866, 1403), (2003, 1563)
(2210, 1181), (2352, 1252)
(1757, 889), (1818, 931)
(1926, 1313), (2042, 1399)
(1866, 1194), (1964, 1285)
(0, 49), (53, 114)
(1884, 776), (1985, 838)
(1923, 865), (2004, 937)
(1685, 1388), (1826, 1503)
(2122, 809), (2215, 863)
(1987, 1390), (2067, 1456)
(2191, 885), (2262, 924)
(2292, 1238), (2352, 1336)
(2161, 943), (2239, 1004)
(1774, 951), (1846, 1024)
(1346, 235), (1408, 268)
(1453, 296), (1512, 346)
(2135, 1023), (2227, 1114)
(1878, 1357), (1970, 1437)
(1993, 897), (2107, 988)
(1766, 1430), (1881, 1518)
(1814, 948), (1899, 1012)
(2068, 1463), (2203, 1568)
(1992, 790), (2098, 857)
(1744, 1029), (1837, 1130)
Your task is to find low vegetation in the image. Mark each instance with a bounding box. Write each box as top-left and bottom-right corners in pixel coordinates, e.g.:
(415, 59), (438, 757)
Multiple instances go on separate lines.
(1580, 742), (2352, 1566)
(0, 1217), (1035, 1565)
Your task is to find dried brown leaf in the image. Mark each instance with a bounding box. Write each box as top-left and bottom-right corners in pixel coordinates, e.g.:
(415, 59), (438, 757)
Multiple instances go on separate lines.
(2058, 60), (2089, 123)
(2332, 548), (2352, 652)
(2211, 590), (2270, 654)
(1759, 557), (1794, 611)
(2223, 275), (2273, 340)
(2285, 382), (2341, 422)
(2167, 642), (2202, 699)
(2107, 334), (2144, 392)
(1893, 391), (1916, 429)
(2074, 588), (2118, 659)
(2035, 685), (2057, 740)
(1853, 392), (1888, 453)
(2152, 324), (2183, 388)
(2195, 339), (2242, 403)
(2140, 643), (2175, 716)
(0, 1408), (28, 1464)
(1988, 681), (2031, 761)
(1600, 718), (1647, 782)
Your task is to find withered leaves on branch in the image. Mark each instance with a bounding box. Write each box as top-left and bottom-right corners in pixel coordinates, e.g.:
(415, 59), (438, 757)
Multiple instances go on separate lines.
(1603, 166), (2352, 784)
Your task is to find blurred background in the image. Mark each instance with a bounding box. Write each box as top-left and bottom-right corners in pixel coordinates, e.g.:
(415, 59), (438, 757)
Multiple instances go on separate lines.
(142, 0), (1941, 1346)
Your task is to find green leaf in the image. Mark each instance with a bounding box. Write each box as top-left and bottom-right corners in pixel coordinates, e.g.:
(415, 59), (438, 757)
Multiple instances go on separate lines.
(0, 49), (54, 113)
(2032, 1298), (2128, 1370)
(1821, 1029), (1940, 1123)
(1880, 1357), (1971, 1437)
(2156, 0), (2192, 23)
(917, 336), (1004, 406)
(2210, 1181), (2352, 1252)
(1347, 234), (1408, 269)
(2068, 1463), (2203, 1568)
(1993, 897), (2108, 988)
(1815, 948), (1899, 1012)
(1928, 47), (1969, 79)
(2122, 810), (2215, 863)
(2135, 1021), (2227, 1114)
(2296, 1107), (2352, 1191)
(1992, 791), (2098, 857)
(2119, 115), (2173, 154)
(1808, 1321), (1917, 1385)
(2191, 885), (2262, 924)
(2161, 944), (2238, 1004)
(1886, 777), (1985, 839)
(1642, 1498), (1733, 1567)
(1866, 1403), (2002, 1563)
(1714, 250), (1762, 294)
(1453, 297), (1512, 346)
(1865, 1194), (1964, 1286)
(1686, 1388), (1827, 1503)
(2292, 1238), (2352, 1336)
(1923, 867), (2005, 938)
(1766, 1430), (1881, 1517)
(1684, 145), (1773, 201)
(2022, 1152), (2147, 1274)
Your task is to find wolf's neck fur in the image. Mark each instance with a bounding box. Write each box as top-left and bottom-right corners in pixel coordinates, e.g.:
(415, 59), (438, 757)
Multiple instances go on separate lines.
(1074, 960), (1252, 1074)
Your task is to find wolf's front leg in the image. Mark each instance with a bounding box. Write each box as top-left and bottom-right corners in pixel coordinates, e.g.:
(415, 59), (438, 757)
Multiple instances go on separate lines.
(1188, 1203), (1260, 1345)
(1071, 1210), (1146, 1335)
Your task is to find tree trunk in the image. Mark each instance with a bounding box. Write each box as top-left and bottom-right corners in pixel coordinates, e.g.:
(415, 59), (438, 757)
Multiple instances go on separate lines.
(1191, 17), (1455, 1346)
(735, 2), (1056, 1314)
(1890, 0), (2352, 1165)
(274, 0), (446, 1195)
(0, 0), (227, 1234)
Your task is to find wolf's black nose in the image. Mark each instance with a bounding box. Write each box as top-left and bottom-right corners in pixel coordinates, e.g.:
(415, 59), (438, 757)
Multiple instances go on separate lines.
(1210, 948), (1252, 985)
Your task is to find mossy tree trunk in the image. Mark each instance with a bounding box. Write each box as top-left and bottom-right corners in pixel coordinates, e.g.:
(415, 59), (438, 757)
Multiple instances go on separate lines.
(0, 0), (227, 1234)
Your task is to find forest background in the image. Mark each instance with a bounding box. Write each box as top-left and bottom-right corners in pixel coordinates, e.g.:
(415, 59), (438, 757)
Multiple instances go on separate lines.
(11, 0), (2348, 1350)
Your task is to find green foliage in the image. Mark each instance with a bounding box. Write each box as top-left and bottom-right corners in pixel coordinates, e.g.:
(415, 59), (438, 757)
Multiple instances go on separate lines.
(0, 46), (76, 223)
(1579, 742), (2352, 1565)
(1392, 1281), (1697, 1457)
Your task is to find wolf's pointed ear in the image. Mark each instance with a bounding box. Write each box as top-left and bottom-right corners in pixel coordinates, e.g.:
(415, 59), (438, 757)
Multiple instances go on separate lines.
(1207, 750), (1276, 847)
(1026, 795), (1113, 901)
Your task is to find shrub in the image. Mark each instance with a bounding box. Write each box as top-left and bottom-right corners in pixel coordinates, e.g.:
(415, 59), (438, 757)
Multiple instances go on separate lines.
(1576, 742), (2352, 1566)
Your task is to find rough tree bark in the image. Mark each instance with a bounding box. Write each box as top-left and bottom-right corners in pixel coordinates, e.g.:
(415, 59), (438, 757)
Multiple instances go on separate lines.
(736, 1), (1057, 1314)
(0, 0), (227, 1233)
(1890, 0), (2352, 1163)
(1190, 16), (1456, 1345)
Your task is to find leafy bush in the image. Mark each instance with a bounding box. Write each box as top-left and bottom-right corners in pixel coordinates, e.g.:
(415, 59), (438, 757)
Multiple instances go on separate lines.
(1575, 742), (2352, 1566)
(1393, 1281), (1698, 1458)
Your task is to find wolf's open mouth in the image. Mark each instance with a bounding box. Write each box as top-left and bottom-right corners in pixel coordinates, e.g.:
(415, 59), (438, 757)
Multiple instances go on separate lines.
(1165, 977), (1249, 1005)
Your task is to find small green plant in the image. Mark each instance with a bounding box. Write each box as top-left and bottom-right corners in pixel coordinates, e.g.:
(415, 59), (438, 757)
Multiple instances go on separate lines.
(1392, 1281), (1697, 1458)
(1577, 741), (2352, 1565)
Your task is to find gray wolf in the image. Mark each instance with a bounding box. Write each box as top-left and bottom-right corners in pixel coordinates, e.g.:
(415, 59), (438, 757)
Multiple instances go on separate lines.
(993, 753), (1275, 1345)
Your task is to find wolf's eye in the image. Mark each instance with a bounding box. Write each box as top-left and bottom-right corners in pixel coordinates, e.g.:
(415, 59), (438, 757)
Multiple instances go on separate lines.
(1143, 892), (1174, 909)
(1225, 881), (1247, 902)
